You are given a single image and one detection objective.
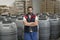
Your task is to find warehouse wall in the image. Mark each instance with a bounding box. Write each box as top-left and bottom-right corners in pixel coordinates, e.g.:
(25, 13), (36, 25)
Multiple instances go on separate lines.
(0, 0), (15, 6)
(32, 0), (41, 14)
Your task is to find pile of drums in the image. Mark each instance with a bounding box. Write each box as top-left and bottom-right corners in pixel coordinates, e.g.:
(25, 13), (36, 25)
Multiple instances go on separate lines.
(39, 13), (60, 40)
(0, 13), (60, 40)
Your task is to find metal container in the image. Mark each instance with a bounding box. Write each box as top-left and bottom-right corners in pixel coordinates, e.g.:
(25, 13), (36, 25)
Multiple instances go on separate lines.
(57, 18), (60, 37)
(49, 18), (59, 40)
(39, 18), (50, 40)
(0, 22), (17, 40)
(15, 19), (24, 40)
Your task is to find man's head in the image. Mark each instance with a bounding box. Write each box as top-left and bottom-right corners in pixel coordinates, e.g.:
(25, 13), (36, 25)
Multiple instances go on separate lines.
(27, 6), (33, 13)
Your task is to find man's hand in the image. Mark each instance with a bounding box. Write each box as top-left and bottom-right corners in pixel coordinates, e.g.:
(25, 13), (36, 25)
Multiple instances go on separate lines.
(29, 21), (38, 27)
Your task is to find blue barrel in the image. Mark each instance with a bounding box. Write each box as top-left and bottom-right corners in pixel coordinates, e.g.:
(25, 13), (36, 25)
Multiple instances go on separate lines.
(0, 21), (17, 40)
(39, 18), (50, 40)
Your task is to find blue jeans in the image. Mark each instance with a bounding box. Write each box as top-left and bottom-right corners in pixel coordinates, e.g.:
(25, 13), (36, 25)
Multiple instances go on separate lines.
(24, 32), (38, 40)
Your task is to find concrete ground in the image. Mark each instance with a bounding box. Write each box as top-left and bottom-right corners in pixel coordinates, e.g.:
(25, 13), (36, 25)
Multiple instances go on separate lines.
(49, 37), (60, 40)
(57, 38), (60, 40)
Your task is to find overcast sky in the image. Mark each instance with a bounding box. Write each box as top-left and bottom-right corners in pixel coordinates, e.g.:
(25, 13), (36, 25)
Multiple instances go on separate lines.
(0, 0), (15, 6)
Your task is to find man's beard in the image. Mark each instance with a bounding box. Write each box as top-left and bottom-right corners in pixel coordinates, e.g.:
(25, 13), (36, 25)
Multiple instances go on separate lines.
(28, 12), (33, 15)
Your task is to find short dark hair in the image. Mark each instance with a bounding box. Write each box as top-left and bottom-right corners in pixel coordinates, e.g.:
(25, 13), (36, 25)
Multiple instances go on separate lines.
(27, 6), (33, 10)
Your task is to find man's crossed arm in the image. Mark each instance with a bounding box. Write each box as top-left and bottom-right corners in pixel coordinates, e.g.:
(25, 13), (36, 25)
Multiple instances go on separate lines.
(23, 16), (38, 27)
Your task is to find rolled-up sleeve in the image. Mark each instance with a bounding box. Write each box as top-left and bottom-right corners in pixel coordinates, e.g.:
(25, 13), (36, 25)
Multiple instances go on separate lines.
(35, 16), (38, 21)
(23, 17), (26, 21)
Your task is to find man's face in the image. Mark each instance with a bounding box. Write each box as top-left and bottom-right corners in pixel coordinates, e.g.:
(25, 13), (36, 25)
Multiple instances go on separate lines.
(28, 8), (33, 13)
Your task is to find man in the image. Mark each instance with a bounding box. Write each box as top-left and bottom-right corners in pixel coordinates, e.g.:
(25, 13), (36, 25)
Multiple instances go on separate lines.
(23, 6), (38, 40)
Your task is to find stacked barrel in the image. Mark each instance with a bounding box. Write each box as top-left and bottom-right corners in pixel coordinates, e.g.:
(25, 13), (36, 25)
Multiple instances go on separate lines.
(0, 13), (60, 40)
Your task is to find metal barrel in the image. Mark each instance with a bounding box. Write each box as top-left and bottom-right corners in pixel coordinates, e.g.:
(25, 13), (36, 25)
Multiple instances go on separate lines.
(49, 18), (59, 40)
(57, 18), (60, 37)
(39, 17), (50, 40)
(15, 19), (24, 40)
(0, 21), (17, 40)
